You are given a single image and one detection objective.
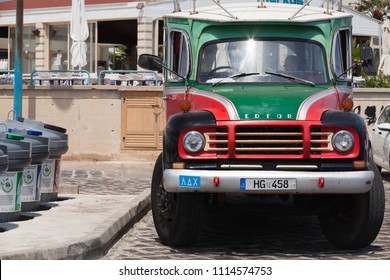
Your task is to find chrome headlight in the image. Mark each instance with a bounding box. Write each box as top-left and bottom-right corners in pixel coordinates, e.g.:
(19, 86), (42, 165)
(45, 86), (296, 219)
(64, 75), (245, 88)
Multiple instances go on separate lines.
(183, 131), (205, 153)
(332, 130), (354, 153)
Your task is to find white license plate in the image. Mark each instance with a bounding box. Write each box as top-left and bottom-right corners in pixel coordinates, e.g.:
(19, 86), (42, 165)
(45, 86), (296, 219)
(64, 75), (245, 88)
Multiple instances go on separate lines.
(240, 178), (297, 190)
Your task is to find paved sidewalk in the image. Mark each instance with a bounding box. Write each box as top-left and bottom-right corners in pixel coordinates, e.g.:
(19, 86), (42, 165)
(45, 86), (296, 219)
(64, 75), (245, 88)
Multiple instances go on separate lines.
(0, 159), (155, 260)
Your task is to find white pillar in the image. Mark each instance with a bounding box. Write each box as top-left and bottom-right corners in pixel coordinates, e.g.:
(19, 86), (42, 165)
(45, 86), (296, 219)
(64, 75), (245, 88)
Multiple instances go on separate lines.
(137, 17), (153, 70)
(34, 22), (47, 70)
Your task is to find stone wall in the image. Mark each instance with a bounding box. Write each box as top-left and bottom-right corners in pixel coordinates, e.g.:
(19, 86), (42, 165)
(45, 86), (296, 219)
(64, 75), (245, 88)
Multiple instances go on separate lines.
(353, 88), (390, 131)
(0, 85), (123, 160)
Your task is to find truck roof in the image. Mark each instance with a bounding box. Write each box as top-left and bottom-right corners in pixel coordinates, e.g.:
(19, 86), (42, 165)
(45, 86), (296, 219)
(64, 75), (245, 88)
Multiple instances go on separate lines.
(166, 2), (352, 23)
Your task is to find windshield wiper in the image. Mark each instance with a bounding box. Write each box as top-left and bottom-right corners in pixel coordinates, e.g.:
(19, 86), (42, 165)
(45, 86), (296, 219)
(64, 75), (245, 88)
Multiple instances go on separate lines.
(212, 72), (259, 87)
(265, 71), (315, 87)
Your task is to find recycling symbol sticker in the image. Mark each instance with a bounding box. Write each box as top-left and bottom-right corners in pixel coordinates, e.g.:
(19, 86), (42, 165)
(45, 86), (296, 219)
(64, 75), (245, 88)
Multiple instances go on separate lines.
(43, 163), (52, 177)
(24, 170), (34, 185)
(1, 178), (14, 193)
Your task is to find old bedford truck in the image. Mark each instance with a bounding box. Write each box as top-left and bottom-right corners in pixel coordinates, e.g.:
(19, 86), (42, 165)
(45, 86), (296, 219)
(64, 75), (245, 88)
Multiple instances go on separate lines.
(139, 0), (385, 249)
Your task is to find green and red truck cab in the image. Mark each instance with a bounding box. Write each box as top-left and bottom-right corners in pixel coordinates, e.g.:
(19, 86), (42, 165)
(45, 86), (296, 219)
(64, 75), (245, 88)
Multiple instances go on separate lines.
(139, 2), (385, 249)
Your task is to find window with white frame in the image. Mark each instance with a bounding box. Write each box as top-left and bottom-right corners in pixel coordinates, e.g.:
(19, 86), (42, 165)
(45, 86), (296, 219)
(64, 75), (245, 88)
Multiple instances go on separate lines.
(168, 30), (190, 81)
(332, 28), (352, 80)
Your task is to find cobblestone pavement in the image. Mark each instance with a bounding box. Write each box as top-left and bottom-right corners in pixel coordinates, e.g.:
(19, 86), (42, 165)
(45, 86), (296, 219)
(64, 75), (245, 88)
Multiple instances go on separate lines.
(102, 193), (390, 260)
(60, 161), (154, 196)
(61, 161), (390, 260)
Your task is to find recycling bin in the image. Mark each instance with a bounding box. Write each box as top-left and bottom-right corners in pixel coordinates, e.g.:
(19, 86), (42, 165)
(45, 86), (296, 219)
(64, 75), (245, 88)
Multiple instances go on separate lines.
(0, 146), (8, 173)
(0, 133), (32, 223)
(8, 128), (50, 212)
(5, 118), (68, 202)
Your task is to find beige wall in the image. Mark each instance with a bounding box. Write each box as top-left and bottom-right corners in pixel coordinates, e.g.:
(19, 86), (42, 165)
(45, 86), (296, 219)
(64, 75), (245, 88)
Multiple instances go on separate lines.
(1, 86), (124, 160)
(353, 88), (390, 130)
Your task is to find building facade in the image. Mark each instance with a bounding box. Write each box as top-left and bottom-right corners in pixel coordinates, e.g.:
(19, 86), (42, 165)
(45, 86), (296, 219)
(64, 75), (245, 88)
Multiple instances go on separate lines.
(0, 0), (162, 74)
(0, 0), (382, 75)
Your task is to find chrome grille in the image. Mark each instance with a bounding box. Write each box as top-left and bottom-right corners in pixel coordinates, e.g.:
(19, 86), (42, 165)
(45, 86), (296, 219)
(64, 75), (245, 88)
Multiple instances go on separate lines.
(235, 127), (303, 155)
(310, 131), (333, 153)
(204, 126), (334, 156)
(204, 132), (228, 153)
(204, 127), (228, 153)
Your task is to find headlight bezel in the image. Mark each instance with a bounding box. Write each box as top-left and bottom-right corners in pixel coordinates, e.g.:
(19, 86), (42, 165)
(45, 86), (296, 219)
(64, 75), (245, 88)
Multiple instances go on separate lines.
(182, 131), (205, 153)
(332, 130), (355, 153)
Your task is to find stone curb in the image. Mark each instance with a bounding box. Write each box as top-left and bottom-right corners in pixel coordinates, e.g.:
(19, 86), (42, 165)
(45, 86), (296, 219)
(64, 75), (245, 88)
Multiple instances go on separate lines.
(0, 189), (151, 260)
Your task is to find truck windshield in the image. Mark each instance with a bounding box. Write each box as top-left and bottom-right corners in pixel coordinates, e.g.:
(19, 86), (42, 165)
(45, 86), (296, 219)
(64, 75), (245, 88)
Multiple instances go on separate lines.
(198, 39), (328, 85)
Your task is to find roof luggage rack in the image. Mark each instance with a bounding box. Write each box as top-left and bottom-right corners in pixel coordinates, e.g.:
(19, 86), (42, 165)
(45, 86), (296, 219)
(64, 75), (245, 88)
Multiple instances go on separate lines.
(172, 0), (344, 15)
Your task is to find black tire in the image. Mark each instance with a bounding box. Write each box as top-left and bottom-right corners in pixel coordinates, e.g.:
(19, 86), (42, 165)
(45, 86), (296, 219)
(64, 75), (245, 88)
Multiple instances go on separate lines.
(368, 143), (382, 172)
(318, 159), (385, 249)
(151, 153), (202, 246)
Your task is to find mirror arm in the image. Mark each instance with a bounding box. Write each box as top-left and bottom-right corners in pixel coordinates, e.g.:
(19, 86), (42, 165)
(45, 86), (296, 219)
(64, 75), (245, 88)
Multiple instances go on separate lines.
(153, 60), (190, 94)
(334, 59), (366, 81)
(153, 60), (186, 82)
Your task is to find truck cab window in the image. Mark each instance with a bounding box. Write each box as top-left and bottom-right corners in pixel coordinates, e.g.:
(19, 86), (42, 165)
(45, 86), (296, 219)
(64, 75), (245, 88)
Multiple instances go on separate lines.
(332, 28), (352, 80)
(168, 30), (190, 81)
(198, 39), (328, 85)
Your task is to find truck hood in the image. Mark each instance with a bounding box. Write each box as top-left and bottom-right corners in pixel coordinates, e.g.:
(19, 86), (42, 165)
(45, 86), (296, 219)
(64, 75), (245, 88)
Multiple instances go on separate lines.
(210, 85), (340, 121)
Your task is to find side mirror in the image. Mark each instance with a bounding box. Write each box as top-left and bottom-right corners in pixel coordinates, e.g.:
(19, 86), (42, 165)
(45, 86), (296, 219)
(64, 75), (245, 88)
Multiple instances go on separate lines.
(360, 46), (376, 76)
(138, 54), (163, 72)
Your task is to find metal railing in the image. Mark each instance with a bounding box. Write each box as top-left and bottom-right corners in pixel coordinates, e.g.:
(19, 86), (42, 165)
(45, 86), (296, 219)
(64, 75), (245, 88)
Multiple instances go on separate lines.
(30, 70), (91, 85)
(2, 69), (160, 86)
(97, 70), (159, 85)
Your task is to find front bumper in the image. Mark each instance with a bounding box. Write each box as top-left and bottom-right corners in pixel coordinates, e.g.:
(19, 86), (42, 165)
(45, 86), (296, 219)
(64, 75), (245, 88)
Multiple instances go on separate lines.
(163, 169), (374, 194)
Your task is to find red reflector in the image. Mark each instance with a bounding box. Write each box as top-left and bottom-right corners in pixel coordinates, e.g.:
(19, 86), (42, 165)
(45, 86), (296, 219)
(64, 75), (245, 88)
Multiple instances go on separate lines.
(318, 177), (325, 188)
(213, 177), (220, 187)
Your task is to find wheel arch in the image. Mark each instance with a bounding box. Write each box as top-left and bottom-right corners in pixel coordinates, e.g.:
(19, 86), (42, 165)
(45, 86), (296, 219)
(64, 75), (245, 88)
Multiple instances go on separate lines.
(163, 110), (216, 168)
(321, 110), (369, 161)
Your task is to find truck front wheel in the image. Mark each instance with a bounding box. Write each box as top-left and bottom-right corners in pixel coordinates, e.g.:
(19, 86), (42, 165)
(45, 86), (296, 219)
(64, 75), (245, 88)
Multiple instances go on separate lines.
(151, 153), (202, 246)
(318, 160), (385, 249)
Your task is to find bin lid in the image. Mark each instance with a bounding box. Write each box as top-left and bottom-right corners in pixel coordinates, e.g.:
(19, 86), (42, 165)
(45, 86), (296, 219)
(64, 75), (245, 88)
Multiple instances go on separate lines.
(8, 128), (50, 164)
(0, 133), (32, 171)
(18, 117), (67, 133)
(5, 119), (68, 159)
(0, 146), (8, 173)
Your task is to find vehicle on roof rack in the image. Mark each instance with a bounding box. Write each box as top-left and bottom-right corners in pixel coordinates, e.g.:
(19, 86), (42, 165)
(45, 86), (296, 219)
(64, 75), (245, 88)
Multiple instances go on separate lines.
(139, 0), (385, 249)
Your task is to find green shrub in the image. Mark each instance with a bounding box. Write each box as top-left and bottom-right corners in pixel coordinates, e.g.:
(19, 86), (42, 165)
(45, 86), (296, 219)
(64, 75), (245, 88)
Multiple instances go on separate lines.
(363, 76), (390, 88)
